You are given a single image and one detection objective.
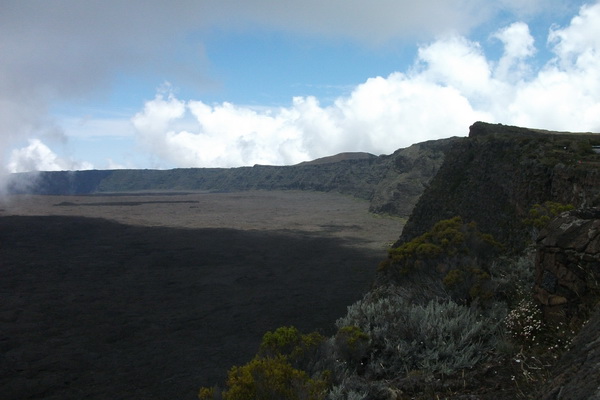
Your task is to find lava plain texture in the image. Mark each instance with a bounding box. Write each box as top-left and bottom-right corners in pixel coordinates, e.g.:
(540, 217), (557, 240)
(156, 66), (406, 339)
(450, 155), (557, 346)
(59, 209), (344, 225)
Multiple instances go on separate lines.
(0, 191), (402, 399)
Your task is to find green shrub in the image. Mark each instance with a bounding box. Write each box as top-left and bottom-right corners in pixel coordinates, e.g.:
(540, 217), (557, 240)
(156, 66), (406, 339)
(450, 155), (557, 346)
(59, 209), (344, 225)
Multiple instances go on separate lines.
(335, 286), (505, 378)
(442, 268), (464, 287)
(200, 326), (328, 400)
(260, 326), (303, 355)
(221, 355), (327, 400)
(524, 201), (574, 230)
(379, 217), (501, 304)
(198, 386), (216, 400)
(258, 326), (325, 373)
(333, 326), (370, 366)
(381, 217), (500, 274)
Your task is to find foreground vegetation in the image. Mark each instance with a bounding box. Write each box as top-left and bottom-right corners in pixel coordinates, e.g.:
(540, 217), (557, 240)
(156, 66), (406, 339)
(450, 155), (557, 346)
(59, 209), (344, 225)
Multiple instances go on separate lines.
(199, 204), (584, 399)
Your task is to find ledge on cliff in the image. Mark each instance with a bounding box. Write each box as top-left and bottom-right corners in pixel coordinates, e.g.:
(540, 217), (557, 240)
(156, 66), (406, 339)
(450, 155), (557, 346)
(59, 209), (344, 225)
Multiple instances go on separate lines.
(469, 121), (599, 138)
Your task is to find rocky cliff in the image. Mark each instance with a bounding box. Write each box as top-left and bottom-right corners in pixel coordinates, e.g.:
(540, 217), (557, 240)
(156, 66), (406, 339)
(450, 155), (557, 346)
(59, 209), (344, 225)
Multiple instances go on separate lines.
(397, 122), (600, 251)
(381, 122), (600, 399)
(535, 208), (600, 322)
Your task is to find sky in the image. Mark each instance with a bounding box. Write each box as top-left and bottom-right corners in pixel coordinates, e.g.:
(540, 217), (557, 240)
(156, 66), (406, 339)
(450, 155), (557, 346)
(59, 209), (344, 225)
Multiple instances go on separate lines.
(2, 0), (600, 177)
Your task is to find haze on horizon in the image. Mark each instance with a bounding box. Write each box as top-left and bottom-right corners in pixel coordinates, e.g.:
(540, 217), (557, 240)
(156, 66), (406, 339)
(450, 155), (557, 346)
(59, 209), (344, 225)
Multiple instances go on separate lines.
(2, 0), (600, 177)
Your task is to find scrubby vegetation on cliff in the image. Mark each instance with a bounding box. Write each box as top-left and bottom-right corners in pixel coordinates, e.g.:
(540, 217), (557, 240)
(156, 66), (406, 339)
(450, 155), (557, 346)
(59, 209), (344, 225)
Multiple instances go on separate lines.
(199, 216), (580, 399)
(378, 216), (502, 304)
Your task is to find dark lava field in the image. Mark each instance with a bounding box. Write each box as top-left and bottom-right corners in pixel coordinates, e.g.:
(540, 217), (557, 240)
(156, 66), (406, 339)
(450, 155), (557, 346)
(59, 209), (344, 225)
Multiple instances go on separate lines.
(0, 191), (402, 399)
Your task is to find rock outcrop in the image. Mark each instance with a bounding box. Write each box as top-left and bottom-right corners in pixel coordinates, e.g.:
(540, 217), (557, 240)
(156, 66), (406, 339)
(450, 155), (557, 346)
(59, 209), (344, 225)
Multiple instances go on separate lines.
(528, 208), (600, 400)
(534, 208), (600, 324)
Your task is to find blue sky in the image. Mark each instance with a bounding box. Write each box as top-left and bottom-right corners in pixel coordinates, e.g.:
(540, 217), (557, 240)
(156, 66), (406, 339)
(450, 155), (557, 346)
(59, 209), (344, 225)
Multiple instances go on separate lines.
(2, 0), (600, 175)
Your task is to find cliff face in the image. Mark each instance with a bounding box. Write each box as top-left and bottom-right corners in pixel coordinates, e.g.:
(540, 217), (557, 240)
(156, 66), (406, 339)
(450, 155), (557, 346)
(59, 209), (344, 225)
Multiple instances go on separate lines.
(535, 208), (600, 322)
(536, 208), (600, 400)
(398, 122), (600, 251)
(368, 138), (451, 216)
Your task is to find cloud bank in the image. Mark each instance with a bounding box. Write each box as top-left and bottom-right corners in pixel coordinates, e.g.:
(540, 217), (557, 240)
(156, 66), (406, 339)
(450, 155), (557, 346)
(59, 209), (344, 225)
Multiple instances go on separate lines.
(131, 3), (600, 167)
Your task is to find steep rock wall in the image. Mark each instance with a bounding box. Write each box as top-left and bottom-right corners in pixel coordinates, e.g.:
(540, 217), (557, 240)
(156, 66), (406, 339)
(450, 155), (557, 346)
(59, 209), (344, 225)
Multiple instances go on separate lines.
(398, 122), (600, 251)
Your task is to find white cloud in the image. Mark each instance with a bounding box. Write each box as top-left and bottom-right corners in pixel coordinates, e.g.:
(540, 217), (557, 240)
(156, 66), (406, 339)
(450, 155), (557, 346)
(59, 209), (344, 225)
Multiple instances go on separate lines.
(492, 22), (536, 81)
(548, 2), (600, 66)
(506, 2), (600, 130)
(132, 73), (490, 167)
(132, 2), (600, 167)
(7, 139), (93, 173)
(415, 36), (494, 100)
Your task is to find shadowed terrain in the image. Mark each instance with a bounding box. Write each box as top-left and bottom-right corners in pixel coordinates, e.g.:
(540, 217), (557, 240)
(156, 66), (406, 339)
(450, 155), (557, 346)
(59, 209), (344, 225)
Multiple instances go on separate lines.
(0, 191), (401, 399)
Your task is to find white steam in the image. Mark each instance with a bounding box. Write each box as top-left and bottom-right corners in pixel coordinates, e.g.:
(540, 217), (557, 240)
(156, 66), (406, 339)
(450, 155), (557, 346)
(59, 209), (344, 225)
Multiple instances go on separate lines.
(7, 139), (93, 173)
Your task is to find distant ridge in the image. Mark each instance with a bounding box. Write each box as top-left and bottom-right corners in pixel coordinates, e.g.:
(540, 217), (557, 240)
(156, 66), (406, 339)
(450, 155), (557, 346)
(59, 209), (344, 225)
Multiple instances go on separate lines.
(295, 152), (377, 165)
(5, 140), (454, 219)
(12, 121), (597, 225)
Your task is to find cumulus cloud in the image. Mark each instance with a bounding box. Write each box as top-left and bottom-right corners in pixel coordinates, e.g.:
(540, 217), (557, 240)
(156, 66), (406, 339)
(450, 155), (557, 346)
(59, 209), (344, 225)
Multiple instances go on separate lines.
(131, 2), (600, 167)
(492, 22), (536, 81)
(548, 1), (600, 64)
(506, 2), (600, 130)
(132, 76), (489, 167)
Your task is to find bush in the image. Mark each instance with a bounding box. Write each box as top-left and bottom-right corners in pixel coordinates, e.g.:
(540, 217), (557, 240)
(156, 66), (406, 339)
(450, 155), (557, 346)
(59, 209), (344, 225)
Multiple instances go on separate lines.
(199, 326), (328, 400)
(259, 326), (324, 370)
(221, 355), (327, 400)
(333, 326), (370, 367)
(379, 217), (502, 304)
(487, 253), (536, 304)
(382, 217), (502, 272)
(326, 377), (388, 400)
(335, 286), (505, 378)
(198, 387), (217, 400)
(524, 201), (574, 239)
